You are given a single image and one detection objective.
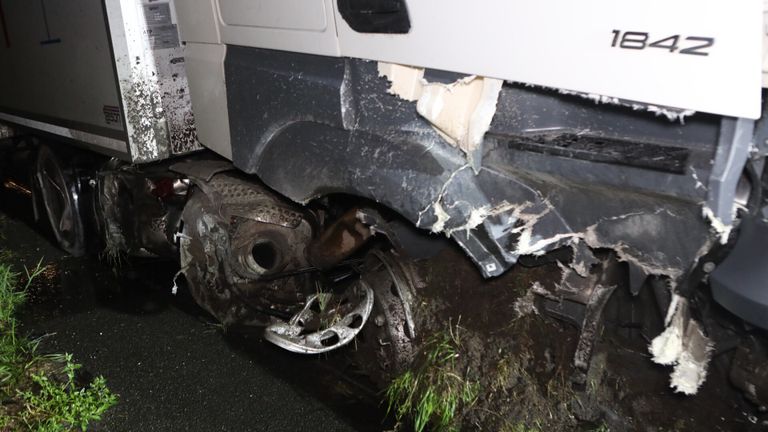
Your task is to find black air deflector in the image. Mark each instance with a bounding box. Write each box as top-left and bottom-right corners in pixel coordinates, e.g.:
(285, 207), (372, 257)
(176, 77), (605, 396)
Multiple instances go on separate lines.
(500, 133), (690, 174)
(337, 0), (410, 33)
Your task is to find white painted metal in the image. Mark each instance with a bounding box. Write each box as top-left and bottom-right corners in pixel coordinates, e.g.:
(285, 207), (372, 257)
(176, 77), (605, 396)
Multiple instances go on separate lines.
(333, 0), (763, 119)
(183, 0), (762, 119)
(219, 0), (327, 31)
(762, 0), (768, 87)
(174, 0), (221, 44)
(214, 0), (340, 56)
(0, 0), (199, 162)
(0, 113), (129, 156)
(0, 0), (126, 148)
(184, 43), (232, 159)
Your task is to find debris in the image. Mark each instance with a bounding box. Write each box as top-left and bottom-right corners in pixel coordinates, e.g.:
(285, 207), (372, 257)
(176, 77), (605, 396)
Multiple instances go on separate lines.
(377, 62), (424, 102)
(513, 288), (539, 318)
(264, 280), (374, 354)
(170, 267), (187, 295)
(416, 75), (503, 169)
(702, 206), (732, 244)
(573, 284), (617, 376)
(306, 207), (374, 269)
(431, 201), (451, 233)
(378, 62), (503, 171)
(690, 167), (707, 190)
(636, 105), (696, 123)
(649, 294), (713, 395)
(530, 281), (556, 299)
(557, 88), (696, 123)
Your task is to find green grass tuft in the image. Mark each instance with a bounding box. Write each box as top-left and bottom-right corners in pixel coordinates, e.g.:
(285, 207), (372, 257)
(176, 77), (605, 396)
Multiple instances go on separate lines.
(502, 423), (542, 432)
(0, 260), (117, 431)
(386, 325), (479, 432)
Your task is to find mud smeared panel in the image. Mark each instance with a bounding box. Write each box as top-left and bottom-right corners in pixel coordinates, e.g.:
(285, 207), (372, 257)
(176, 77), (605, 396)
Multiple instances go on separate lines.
(106, 0), (201, 163)
(158, 55), (202, 156)
(119, 56), (200, 162)
(121, 71), (169, 162)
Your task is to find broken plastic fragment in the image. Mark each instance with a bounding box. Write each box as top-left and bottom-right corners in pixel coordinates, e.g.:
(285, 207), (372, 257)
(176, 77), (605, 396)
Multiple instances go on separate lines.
(670, 321), (713, 394)
(377, 62), (424, 101)
(513, 288), (539, 318)
(702, 206), (733, 245)
(378, 62), (503, 172)
(557, 88), (696, 123)
(649, 294), (713, 395)
(641, 105), (696, 123)
(170, 268), (185, 295)
(430, 201), (451, 233)
(649, 295), (684, 365)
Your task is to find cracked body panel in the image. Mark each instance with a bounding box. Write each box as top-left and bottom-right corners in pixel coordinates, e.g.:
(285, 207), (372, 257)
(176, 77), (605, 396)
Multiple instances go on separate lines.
(219, 46), (746, 394)
(225, 46), (720, 286)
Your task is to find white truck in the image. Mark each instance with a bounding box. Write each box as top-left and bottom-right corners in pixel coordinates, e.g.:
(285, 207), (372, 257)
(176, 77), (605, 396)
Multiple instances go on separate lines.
(2, 0), (768, 429)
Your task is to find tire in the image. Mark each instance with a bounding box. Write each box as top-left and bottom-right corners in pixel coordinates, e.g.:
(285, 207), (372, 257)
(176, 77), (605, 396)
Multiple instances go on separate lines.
(35, 145), (86, 256)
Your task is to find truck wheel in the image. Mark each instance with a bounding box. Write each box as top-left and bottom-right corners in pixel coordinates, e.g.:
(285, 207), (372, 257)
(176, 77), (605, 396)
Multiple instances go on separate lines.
(35, 145), (85, 256)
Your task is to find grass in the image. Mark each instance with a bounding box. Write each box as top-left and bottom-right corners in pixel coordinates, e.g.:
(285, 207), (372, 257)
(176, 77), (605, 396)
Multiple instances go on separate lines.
(385, 324), (479, 432)
(502, 423), (542, 432)
(0, 260), (117, 431)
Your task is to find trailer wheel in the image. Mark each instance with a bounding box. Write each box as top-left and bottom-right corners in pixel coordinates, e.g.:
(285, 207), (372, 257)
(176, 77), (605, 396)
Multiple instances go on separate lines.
(35, 146), (85, 256)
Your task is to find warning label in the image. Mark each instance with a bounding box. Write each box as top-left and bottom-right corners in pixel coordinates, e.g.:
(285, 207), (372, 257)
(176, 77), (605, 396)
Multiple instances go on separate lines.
(143, 2), (179, 50)
(146, 24), (179, 50)
(103, 105), (121, 125)
(143, 3), (172, 26)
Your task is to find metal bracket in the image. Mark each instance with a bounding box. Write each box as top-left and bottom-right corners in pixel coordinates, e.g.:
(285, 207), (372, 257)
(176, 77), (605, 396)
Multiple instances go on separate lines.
(706, 117), (755, 225)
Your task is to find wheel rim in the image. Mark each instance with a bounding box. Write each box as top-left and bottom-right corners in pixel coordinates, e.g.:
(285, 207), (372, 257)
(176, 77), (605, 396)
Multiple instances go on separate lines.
(36, 147), (83, 255)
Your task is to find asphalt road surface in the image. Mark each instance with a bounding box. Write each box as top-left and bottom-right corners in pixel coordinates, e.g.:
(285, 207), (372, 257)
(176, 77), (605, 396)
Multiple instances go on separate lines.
(0, 189), (388, 432)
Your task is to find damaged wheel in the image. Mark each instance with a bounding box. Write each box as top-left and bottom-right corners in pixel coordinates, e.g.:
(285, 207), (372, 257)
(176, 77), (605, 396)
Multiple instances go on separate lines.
(263, 281), (375, 354)
(356, 250), (418, 385)
(35, 145), (86, 256)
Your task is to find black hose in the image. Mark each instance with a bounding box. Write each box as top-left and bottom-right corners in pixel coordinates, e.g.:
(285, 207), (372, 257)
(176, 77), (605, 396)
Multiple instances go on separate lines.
(745, 159), (763, 216)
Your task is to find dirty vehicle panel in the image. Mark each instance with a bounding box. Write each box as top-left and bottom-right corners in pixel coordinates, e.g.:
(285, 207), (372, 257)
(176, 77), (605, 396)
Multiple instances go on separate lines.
(0, 0), (199, 161)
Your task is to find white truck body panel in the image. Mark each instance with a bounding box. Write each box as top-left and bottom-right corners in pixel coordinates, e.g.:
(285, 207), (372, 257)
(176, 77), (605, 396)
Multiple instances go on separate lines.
(184, 43), (231, 159)
(179, 0), (763, 120)
(215, 0), (340, 57)
(0, 0), (126, 154)
(0, 0), (199, 162)
(334, 0), (763, 120)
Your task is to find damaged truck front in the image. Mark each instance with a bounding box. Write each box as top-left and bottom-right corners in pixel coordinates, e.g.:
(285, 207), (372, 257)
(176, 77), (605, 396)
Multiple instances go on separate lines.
(3, 0), (768, 429)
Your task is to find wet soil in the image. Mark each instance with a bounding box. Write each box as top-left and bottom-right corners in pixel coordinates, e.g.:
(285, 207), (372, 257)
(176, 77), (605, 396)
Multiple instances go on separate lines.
(414, 246), (768, 432)
(0, 186), (389, 432)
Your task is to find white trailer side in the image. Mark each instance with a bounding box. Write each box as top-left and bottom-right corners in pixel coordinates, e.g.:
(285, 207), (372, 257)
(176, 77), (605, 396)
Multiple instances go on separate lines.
(0, 0), (199, 162)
